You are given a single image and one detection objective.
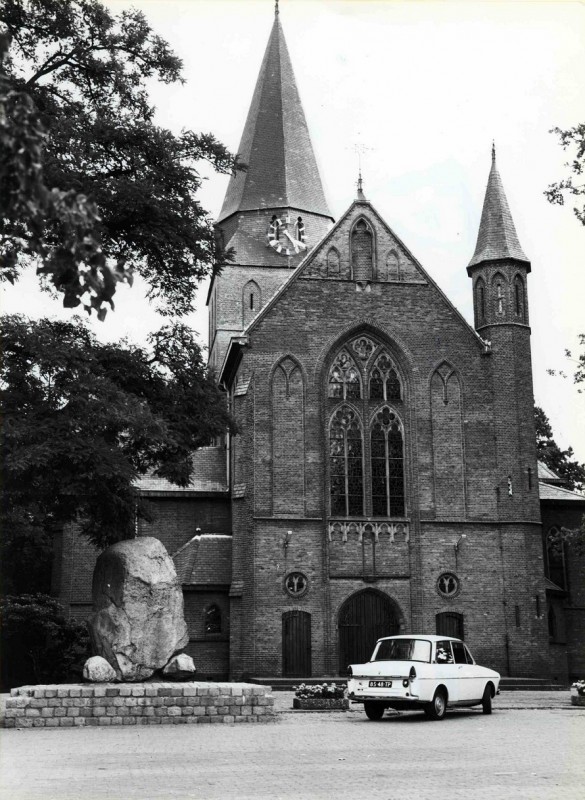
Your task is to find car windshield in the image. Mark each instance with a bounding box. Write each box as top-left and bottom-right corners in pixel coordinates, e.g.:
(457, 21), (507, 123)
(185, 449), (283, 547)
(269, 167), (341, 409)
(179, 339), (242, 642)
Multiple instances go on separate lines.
(372, 638), (432, 663)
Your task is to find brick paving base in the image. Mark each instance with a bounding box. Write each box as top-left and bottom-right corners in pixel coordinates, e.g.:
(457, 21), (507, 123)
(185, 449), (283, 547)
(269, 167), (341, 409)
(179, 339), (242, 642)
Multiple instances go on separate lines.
(4, 682), (274, 728)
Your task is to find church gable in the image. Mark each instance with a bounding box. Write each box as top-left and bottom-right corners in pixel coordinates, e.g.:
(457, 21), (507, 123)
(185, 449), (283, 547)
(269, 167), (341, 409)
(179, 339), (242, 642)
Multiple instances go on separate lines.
(300, 202), (427, 284)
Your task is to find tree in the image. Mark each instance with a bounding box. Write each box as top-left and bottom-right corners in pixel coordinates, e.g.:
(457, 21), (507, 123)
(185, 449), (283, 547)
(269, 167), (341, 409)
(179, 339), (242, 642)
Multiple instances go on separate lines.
(534, 405), (585, 493)
(0, 315), (236, 593)
(0, 30), (129, 318)
(545, 124), (585, 226)
(0, 0), (241, 316)
(547, 333), (585, 394)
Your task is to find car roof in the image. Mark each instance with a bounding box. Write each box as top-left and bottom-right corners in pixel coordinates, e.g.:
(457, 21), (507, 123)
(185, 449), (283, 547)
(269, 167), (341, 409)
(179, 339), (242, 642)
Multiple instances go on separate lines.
(376, 634), (463, 643)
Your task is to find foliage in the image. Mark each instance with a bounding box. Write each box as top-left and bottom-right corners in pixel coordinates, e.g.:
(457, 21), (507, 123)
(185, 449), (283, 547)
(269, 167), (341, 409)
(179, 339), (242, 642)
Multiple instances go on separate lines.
(534, 406), (585, 492)
(0, 30), (129, 317)
(545, 124), (585, 226)
(0, 0), (241, 316)
(1, 315), (236, 592)
(547, 334), (585, 394)
(0, 594), (90, 690)
(294, 683), (346, 699)
(572, 680), (585, 696)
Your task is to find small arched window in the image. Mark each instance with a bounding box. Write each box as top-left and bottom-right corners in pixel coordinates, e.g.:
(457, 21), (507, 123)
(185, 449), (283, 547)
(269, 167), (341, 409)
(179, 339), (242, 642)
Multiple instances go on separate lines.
(205, 604), (222, 635)
(475, 278), (486, 323)
(370, 407), (405, 517)
(329, 405), (364, 516)
(544, 527), (567, 590)
(243, 280), (261, 326)
(351, 219), (374, 282)
(327, 247), (340, 278)
(296, 216), (305, 243)
(328, 350), (361, 399)
(514, 275), (525, 320)
(493, 273), (506, 317)
(385, 250), (400, 281)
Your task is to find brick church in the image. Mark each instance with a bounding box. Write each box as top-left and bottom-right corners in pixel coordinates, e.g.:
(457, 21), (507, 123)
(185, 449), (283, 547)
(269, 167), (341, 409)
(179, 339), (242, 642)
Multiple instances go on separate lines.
(57, 8), (585, 682)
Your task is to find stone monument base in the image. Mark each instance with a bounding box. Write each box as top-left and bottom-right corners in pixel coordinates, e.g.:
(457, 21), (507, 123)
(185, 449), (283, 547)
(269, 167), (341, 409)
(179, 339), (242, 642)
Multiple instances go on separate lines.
(5, 682), (275, 728)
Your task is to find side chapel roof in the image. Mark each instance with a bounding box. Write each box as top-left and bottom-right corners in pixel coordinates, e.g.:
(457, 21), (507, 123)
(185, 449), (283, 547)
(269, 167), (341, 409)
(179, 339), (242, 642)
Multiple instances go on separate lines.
(217, 11), (331, 222)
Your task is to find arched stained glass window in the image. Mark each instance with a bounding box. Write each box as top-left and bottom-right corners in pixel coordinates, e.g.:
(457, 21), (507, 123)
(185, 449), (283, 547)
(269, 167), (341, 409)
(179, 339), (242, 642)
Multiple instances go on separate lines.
(369, 353), (401, 401)
(328, 350), (361, 399)
(329, 406), (364, 516)
(371, 407), (405, 517)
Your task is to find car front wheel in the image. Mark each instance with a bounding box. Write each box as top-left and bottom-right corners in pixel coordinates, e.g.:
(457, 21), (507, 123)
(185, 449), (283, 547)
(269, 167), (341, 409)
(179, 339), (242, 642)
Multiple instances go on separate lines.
(482, 684), (493, 715)
(364, 701), (385, 720)
(425, 688), (447, 720)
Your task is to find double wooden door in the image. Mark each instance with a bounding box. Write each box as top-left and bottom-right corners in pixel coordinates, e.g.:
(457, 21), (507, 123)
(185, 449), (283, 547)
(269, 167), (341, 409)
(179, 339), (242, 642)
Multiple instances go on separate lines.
(338, 589), (399, 673)
(282, 610), (311, 677)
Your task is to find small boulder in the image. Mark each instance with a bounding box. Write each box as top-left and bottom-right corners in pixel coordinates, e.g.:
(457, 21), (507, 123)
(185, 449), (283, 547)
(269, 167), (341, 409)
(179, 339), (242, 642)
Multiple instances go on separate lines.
(83, 655), (117, 683)
(162, 653), (197, 680)
(88, 537), (188, 681)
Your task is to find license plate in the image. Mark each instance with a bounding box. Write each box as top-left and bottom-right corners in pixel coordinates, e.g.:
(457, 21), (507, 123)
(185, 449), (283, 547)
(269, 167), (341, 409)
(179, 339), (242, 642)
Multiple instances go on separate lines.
(369, 680), (392, 688)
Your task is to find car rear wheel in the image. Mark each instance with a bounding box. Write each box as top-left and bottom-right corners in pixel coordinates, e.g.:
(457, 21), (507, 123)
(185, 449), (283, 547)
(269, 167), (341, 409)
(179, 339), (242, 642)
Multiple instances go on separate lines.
(482, 684), (493, 715)
(425, 688), (447, 720)
(364, 701), (385, 721)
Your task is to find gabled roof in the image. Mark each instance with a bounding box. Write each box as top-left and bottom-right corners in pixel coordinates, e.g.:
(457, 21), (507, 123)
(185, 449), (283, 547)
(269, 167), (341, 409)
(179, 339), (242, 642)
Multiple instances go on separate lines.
(537, 461), (566, 486)
(217, 13), (331, 223)
(219, 197), (490, 385)
(467, 147), (529, 270)
(172, 534), (232, 586)
(538, 482), (585, 503)
(135, 447), (227, 495)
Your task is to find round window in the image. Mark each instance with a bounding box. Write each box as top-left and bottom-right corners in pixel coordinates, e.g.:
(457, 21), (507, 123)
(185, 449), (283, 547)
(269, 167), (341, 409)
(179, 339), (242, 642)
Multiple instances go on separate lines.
(436, 572), (460, 598)
(284, 572), (309, 598)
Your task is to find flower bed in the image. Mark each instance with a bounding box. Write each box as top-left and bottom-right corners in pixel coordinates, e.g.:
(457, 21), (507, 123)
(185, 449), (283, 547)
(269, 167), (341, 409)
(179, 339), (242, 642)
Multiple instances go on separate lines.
(571, 680), (585, 707)
(293, 682), (348, 711)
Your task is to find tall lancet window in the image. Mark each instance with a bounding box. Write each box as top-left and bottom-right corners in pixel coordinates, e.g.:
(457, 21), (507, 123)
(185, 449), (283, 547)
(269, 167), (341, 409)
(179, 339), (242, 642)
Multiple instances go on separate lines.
(371, 407), (405, 517)
(329, 406), (364, 516)
(351, 219), (374, 281)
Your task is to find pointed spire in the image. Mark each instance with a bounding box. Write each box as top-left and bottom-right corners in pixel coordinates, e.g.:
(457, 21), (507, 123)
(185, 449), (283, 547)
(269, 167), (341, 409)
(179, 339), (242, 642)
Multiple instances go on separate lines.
(218, 12), (331, 223)
(468, 146), (529, 268)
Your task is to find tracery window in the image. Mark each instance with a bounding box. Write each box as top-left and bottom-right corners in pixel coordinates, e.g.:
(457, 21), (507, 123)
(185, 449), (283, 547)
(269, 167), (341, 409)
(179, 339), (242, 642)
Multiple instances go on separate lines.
(475, 278), (486, 323)
(329, 405), (364, 516)
(328, 337), (406, 519)
(328, 350), (361, 399)
(514, 275), (525, 320)
(369, 353), (401, 401)
(371, 407), (405, 516)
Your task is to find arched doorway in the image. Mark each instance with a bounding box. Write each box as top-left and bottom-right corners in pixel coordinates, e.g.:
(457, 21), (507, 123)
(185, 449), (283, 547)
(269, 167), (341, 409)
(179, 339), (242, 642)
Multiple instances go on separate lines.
(338, 589), (399, 673)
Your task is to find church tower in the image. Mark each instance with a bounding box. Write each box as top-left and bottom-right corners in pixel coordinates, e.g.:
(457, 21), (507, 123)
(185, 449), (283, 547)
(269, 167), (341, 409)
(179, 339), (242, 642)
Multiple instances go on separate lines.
(209, 6), (334, 372)
(467, 146), (540, 521)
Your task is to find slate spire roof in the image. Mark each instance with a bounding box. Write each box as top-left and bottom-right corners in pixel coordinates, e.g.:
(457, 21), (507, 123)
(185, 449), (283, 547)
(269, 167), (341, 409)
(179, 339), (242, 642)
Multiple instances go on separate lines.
(217, 11), (332, 223)
(468, 145), (529, 269)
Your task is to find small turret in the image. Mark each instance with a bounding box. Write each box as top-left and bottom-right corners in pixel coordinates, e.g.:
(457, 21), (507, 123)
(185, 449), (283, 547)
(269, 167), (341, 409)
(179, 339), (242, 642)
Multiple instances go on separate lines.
(467, 145), (531, 332)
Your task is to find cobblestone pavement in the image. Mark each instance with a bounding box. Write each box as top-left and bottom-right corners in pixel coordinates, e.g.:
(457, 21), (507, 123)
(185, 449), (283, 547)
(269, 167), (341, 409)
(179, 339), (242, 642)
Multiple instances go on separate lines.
(2, 693), (584, 800)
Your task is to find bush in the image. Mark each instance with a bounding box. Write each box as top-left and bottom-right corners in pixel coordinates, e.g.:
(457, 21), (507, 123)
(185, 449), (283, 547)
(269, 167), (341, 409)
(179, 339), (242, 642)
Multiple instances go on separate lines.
(1, 594), (90, 691)
(294, 682), (346, 700)
(572, 680), (585, 696)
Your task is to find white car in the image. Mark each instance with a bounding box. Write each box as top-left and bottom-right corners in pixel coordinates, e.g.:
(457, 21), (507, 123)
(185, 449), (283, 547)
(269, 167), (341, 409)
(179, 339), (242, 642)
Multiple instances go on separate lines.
(347, 634), (500, 720)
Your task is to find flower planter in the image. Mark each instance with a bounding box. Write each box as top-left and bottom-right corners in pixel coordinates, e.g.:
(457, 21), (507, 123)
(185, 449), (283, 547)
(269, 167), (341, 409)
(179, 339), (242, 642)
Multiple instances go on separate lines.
(570, 688), (585, 707)
(293, 697), (349, 711)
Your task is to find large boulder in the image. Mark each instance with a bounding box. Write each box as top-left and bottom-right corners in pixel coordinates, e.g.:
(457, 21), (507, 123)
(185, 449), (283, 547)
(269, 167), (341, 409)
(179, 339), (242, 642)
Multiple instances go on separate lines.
(88, 537), (188, 681)
(83, 655), (117, 683)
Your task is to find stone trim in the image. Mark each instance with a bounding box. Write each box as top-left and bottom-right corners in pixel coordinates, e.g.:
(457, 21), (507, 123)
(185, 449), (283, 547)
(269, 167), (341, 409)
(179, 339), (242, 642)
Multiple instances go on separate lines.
(4, 682), (275, 728)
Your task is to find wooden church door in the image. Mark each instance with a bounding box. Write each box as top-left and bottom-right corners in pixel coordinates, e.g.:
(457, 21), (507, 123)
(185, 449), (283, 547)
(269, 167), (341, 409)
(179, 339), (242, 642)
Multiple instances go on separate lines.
(282, 610), (312, 677)
(338, 590), (399, 673)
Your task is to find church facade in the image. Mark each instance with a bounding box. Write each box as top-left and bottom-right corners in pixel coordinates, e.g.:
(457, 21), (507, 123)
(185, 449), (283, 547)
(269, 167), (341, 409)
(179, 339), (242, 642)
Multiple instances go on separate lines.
(56, 10), (585, 683)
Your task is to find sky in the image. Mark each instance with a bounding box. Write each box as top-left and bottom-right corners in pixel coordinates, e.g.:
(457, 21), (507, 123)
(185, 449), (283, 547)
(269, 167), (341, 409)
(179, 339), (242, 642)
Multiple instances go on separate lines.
(2, 0), (584, 461)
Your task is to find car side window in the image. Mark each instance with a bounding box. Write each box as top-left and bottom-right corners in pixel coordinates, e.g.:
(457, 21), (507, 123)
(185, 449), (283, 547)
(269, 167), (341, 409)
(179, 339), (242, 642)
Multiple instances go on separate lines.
(463, 644), (474, 665)
(451, 641), (467, 664)
(435, 640), (454, 663)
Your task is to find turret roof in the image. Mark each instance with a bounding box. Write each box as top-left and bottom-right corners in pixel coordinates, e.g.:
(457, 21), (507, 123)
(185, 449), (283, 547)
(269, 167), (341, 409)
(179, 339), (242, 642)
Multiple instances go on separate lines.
(468, 147), (529, 269)
(217, 13), (331, 223)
